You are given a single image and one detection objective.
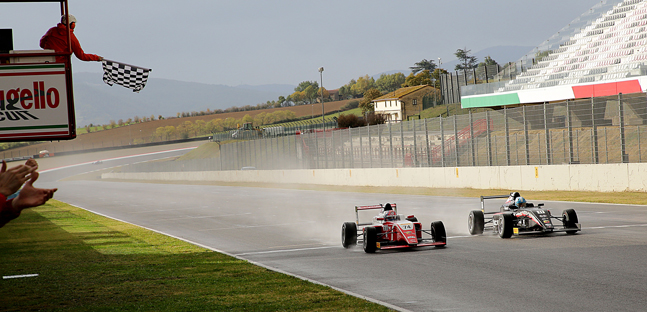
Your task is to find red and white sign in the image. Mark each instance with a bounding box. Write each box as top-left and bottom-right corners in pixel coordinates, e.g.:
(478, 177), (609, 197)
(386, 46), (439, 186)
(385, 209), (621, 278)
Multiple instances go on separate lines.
(0, 63), (74, 141)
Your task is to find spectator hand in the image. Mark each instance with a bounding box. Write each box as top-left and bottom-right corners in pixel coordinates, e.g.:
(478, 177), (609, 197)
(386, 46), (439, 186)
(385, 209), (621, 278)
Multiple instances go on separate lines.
(0, 160), (36, 197)
(12, 171), (57, 210)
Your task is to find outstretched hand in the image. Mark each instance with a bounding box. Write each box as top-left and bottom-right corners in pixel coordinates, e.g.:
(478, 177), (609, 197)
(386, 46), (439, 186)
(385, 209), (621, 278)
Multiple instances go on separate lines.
(0, 160), (36, 197)
(12, 171), (57, 210)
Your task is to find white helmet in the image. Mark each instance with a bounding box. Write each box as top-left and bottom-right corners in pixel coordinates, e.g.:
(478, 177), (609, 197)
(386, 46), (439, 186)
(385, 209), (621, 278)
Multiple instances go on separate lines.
(61, 14), (77, 25)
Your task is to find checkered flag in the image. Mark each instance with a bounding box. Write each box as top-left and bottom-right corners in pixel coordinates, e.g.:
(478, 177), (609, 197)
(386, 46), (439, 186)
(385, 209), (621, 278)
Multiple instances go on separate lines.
(102, 59), (151, 93)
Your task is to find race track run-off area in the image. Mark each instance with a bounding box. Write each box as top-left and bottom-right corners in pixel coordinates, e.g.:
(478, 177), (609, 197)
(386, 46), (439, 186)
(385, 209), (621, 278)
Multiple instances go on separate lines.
(35, 145), (647, 312)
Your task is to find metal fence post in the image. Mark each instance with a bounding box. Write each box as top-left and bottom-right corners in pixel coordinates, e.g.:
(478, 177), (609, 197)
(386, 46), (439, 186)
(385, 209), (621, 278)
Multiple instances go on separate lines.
(389, 123), (394, 168)
(324, 129), (328, 169)
(314, 131), (319, 169)
(424, 118), (431, 167)
(567, 99), (576, 164)
(469, 110), (475, 166)
(504, 106), (510, 166)
(544, 102), (552, 165)
(591, 97), (599, 164)
(453, 115), (459, 167)
(619, 93), (627, 163)
(331, 130), (336, 169)
(359, 126), (364, 168)
(523, 105), (530, 165)
(349, 127), (354, 168)
(440, 117), (446, 167)
(368, 124), (373, 168)
(379, 123), (383, 168)
(412, 119), (418, 167)
(486, 111), (492, 166)
(400, 121), (405, 167)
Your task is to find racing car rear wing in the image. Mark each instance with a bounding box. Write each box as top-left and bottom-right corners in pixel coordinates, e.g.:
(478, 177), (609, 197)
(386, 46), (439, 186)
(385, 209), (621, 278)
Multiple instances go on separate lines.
(480, 195), (510, 213)
(355, 204), (397, 226)
(480, 194), (543, 213)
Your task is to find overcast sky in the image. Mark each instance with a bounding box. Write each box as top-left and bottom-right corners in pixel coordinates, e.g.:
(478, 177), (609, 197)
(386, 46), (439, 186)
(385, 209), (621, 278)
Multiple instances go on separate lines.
(3, 0), (604, 89)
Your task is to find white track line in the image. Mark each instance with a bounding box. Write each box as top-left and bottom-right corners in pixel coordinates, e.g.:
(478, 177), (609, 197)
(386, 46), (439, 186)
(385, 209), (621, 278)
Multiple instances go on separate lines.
(39, 146), (198, 173)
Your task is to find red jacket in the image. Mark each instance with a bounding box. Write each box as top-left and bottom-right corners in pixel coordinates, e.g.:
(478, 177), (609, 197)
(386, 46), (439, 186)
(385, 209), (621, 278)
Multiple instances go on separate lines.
(40, 23), (101, 62)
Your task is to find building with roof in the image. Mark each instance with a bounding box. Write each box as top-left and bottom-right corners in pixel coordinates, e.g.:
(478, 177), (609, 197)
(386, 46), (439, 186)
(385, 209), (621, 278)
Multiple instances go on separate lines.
(372, 85), (437, 122)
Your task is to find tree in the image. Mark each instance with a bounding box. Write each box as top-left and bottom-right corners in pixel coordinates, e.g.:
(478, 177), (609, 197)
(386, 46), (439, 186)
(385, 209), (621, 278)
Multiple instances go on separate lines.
(350, 75), (376, 96)
(376, 73), (406, 93)
(177, 123), (189, 139)
(339, 79), (358, 99)
(194, 120), (206, 136)
(183, 121), (195, 137)
(359, 88), (382, 115)
(242, 114), (254, 124)
(163, 126), (176, 140)
(410, 59), (437, 74)
(155, 127), (166, 141)
(317, 87), (330, 102)
(454, 48), (478, 71)
(366, 111), (387, 125)
(402, 70), (432, 87)
(337, 114), (365, 128)
(478, 55), (498, 67)
(431, 68), (449, 89)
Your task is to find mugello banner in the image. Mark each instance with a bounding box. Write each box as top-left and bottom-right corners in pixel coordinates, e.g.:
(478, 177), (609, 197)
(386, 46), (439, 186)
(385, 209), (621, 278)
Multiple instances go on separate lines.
(0, 63), (74, 141)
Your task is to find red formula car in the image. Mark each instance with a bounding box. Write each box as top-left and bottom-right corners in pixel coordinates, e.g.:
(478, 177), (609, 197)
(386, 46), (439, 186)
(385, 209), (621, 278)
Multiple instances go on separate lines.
(341, 203), (446, 253)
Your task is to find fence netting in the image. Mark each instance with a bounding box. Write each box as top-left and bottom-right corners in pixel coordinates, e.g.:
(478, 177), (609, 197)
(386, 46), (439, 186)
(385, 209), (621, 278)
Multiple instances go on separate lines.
(121, 93), (647, 173)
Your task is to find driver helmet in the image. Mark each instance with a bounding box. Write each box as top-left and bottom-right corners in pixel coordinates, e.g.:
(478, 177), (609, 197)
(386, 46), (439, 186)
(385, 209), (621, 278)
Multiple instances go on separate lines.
(384, 210), (397, 221)
(61, 14), (77, 25)
(515, 196), (527, 208)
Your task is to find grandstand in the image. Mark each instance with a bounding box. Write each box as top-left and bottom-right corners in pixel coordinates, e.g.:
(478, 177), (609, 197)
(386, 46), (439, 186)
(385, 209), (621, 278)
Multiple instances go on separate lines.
(462, 0), (647, 108)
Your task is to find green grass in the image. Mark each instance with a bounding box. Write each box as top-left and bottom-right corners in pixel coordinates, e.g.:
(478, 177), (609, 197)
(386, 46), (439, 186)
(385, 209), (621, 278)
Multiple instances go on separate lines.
(0, 200), (389, 312)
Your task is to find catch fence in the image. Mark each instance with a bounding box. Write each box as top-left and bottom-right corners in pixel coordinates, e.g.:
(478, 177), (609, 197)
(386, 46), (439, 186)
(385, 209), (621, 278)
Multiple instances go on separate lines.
(121, 93), (647, 172)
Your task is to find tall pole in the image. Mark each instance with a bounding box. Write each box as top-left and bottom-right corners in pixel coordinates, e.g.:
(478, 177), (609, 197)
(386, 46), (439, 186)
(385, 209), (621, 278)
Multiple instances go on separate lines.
(319, 67), (324, 130)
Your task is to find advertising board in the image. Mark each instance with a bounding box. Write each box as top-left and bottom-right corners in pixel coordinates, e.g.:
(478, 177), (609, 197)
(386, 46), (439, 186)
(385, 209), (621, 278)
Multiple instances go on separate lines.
(0, 62), (75, 141)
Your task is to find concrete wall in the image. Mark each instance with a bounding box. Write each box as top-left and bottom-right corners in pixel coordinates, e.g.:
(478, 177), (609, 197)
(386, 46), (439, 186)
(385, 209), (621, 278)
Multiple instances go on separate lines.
(102, 163), (647, 192)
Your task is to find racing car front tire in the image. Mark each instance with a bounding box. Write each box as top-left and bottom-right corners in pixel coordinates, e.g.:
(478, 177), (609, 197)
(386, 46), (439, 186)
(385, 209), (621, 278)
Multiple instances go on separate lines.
(363, 226), (378, 253)
(468, 210), (485, 235)
(562, 209), (579, 235)
(431, 221), (446, 246)
(342, 222), (357, 248)
(498, 213), (514, 238)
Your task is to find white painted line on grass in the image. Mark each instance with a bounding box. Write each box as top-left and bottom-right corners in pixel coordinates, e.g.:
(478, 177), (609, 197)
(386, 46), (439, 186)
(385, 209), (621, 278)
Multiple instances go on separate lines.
(3, 274), (38, 279)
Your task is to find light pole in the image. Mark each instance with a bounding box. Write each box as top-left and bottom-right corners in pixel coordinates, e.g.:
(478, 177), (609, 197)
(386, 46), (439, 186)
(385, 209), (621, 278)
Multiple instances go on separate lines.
(439, 57), (449, 117)
(319, 67), (324, 130)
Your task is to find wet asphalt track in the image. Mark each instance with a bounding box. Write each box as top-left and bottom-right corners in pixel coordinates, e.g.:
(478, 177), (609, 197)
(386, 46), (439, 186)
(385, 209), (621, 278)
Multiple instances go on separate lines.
(33, 144), (647, 312)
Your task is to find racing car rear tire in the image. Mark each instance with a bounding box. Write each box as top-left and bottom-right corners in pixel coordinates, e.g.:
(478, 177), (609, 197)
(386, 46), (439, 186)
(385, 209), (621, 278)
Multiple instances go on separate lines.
(562, 209), (579, 235)
(342, 222), (357, 248)
(431, 221), (446, 246)
(363, 226), (377, 253)
(468, 210), (485, 235)
(498, 213), (514, 238)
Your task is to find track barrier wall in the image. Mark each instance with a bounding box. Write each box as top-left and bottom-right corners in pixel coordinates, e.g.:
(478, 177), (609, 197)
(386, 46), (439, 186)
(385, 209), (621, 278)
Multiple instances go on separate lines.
(103, 163), (647, 193)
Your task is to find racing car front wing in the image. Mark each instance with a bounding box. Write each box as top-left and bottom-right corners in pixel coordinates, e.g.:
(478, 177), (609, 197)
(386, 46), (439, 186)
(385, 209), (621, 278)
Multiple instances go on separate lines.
(377, 241), (446, 250)
(512, 223), (581, 235)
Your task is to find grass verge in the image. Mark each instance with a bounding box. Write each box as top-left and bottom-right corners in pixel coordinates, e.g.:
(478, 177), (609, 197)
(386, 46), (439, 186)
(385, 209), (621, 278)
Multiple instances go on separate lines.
(0, 200), (389, 312)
